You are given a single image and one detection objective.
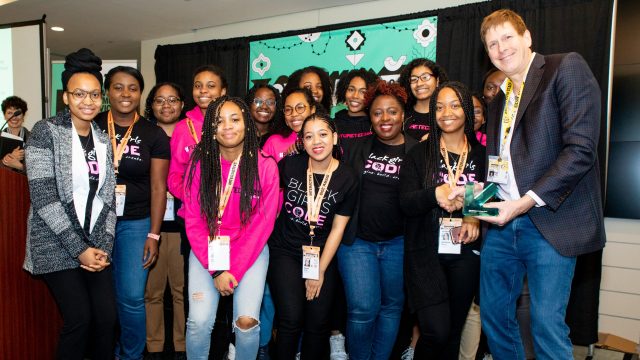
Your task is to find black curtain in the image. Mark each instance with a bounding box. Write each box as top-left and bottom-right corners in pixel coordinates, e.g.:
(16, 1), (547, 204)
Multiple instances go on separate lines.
(154, 37), (250, 109)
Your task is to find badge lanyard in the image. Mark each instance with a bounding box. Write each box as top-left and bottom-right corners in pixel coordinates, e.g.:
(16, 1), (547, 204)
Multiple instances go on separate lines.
(216, 153), (242, 231)
(107, 110), (139, 174)
(306, 158), (336, 246)
(498, 79), (525, 160)
(186, 118), (200, 144)
(439, 136), (468, 190)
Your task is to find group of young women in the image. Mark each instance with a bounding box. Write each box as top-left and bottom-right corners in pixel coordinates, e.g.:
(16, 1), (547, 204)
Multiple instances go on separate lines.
(20, 46), (501, 360)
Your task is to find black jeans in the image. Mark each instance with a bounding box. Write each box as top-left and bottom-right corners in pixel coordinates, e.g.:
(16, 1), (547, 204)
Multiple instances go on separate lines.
(415, 253), (480, 360)
(42, 266), (117, 360)
(268, 250), (338, 360)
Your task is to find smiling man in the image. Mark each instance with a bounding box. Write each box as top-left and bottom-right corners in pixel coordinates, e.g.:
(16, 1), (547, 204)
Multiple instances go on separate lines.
(476, 9), (606, 360)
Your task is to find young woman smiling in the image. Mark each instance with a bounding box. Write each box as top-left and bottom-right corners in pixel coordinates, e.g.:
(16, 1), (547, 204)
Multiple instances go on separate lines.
(1, 96), (29, 171)
(245, 84), (283, 148)
(398, 59), (449, 141)
(400, 82), (485, 359)
(24, 48), (117, 360)
(283, 66), (333, 113)
(268, 113), (358, 360)
(182, 96), (279, 359)
(95, 66), (171, 360)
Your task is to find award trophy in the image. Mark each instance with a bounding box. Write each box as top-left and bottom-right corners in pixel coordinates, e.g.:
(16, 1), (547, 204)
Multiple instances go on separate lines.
(462, 182), (499, 216)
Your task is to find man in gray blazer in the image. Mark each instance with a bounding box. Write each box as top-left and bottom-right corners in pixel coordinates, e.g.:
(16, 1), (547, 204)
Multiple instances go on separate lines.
(473, 9), (606, 360)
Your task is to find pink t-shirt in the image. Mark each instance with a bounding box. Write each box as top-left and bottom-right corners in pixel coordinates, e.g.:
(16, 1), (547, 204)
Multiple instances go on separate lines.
(475, 131), (487, 146)
(183, 153), (279, 282)
(262, 132), (297, 163)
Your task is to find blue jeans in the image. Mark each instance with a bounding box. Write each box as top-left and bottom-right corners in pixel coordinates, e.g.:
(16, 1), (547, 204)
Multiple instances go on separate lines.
(186, 246), (268, 360)
(113, 217), (151, 360)
(259, 284), (275, 348)
(480, 215), (576, 360)
(338, 236), (404, 360)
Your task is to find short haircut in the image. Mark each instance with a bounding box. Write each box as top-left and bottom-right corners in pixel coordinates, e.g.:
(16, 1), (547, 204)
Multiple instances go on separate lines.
(2, 96), (28, 114)
(364, 80), (408, 112)
(480, 9), (528, 47)
(192, 64), (228, 90)
(104, 66), (145, 92)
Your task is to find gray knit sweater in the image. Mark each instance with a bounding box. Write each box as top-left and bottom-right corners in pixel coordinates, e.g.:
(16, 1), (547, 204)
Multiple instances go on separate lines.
(23, 113), (116, 275)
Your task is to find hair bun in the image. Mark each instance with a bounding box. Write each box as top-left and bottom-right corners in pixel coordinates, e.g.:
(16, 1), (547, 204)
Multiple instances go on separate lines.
(62, 48), (103, 89)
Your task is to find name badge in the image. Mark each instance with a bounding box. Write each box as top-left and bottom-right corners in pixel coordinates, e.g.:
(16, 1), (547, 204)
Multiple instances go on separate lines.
(438, 217), (462, 254)
(302, 245), (320, 280)
(115, 185), (126, 217)
(487, 156), (509, 184)
(164, 192), (175, 221)
(208, 235), (230, 271)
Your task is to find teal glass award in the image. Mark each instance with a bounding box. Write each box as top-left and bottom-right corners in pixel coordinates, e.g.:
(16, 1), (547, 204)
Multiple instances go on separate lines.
(462, 182), (499, 216)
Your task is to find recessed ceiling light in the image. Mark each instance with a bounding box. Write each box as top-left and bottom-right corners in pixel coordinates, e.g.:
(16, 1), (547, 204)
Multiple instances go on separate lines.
(51, 26), (64, 32)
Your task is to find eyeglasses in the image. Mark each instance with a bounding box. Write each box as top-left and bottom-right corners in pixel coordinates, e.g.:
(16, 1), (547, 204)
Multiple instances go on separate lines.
(68, 89), (102, 102)
(283, 103), (307, 116)
(153, 96), (181, 106)
(409, 73), (434, 84)
(253, 98), (276, 108)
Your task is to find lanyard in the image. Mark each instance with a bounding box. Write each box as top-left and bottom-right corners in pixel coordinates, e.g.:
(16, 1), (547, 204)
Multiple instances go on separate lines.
(107, 111), (139, 173)
(217, 154), (242, 226)
(186, 118), (200, 144)
(440, 136), (468, 189)
(306, 158), (336, 245)
(499, 79), (524, 158)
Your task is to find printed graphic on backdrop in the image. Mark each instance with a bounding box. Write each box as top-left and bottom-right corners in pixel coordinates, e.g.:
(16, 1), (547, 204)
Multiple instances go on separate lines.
(249, 17), (437, 97)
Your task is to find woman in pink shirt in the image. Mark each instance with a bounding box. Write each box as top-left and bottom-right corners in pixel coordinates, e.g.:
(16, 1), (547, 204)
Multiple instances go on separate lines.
(182, 96), (279, 359)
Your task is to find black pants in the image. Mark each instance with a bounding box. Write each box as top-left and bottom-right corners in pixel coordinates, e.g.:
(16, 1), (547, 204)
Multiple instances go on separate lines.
(42, 267), (117, 360)
(268, 250), (338, 360)
(415, 253), (480, 360)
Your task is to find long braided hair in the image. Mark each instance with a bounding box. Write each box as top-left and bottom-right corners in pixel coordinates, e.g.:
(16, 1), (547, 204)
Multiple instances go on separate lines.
(424, 81), (479, 189)
(186, 95), (261, 237)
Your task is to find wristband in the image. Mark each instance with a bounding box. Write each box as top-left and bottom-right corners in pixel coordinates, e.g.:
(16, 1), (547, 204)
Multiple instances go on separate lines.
(211, 270), (224, 279)
(147, 233), (160, 241)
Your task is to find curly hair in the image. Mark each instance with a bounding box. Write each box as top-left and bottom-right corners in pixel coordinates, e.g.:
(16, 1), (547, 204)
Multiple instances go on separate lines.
(424, 81), (479, 188)
(271, 87), (321, 137)
(363, 80), (408, 111)
(282, 66), (333, 111)
(144, 82), (186, 123)
(2, 96), (28, 115)
(299, 112), (342, 161)
(397, 58), (448, 110)
(244, 84), (283, 133)
(335, 68), (379, 104)
(185, 96), (261, 237)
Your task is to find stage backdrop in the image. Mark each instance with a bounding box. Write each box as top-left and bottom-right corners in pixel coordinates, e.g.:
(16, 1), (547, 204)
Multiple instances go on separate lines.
(248, 16), (438, 99)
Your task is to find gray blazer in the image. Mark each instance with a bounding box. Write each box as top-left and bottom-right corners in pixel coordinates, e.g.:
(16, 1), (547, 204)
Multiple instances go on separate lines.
(23, 113), (116, 275)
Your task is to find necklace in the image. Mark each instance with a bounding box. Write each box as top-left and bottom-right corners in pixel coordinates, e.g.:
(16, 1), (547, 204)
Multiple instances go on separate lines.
(79, 129), (92, 154)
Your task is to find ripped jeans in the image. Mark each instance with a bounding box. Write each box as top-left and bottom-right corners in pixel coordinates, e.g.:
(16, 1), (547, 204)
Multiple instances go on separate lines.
(186, 246), (268, 360)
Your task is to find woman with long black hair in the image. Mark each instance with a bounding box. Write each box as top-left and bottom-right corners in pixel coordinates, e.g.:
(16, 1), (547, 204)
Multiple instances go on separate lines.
(400, 81), (485, 359)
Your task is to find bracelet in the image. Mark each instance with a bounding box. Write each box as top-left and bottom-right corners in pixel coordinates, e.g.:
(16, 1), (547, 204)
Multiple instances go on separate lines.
(211, 270), (224, 279)
(147, 233), (160, 241)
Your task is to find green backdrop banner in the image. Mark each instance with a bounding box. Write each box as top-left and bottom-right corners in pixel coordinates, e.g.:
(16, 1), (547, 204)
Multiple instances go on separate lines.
(249, 16), (437, 96)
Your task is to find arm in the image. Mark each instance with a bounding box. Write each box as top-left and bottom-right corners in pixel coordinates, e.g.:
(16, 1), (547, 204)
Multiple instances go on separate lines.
(2, 147), (25, 171)
(143, 157), (168, 268)
(167, 121), (192, 200)
(305, 214), (350, 300)
(183, 163), (211, 270)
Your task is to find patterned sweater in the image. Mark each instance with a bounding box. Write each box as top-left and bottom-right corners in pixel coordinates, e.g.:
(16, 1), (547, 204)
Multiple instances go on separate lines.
(23, 113), (117, 275)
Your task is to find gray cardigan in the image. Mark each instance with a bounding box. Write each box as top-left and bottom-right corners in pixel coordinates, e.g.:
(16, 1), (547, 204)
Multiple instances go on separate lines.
(23, 113), (116, 275)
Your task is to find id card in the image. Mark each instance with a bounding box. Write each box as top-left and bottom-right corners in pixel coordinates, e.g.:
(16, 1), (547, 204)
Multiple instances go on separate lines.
(208, 235), (230, 271)
(438, 217), (462, 254)
(164, 192), (175, 221)
(115, 185), (126, 217)
(302, 245), (320, 280)
(487, 156), (509, 184)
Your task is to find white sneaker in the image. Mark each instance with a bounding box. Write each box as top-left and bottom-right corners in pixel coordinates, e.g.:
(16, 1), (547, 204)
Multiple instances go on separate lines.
(482, 354), (493, 360)
(400, 346), (414, 360)
(329, 333), (348, 360)
(227, 343), (236, 360)
(296, 352), (301, 360)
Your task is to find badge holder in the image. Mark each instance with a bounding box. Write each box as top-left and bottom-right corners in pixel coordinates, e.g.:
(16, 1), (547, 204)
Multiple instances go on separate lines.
(462, 182), (499, 216)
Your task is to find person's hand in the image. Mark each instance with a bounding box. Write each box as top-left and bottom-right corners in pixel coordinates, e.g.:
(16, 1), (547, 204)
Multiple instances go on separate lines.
(10, 147), (24, 161)
(2, 153), (23, 170)
(78, 247), (110, 272)
(305, 271), (325, 301)
(475, 195), (536, 226)
(458, 217), (480, 244)
(142, 237), (159, 269)
(436, 184), (462, 213)
(214, 271), (238, 296)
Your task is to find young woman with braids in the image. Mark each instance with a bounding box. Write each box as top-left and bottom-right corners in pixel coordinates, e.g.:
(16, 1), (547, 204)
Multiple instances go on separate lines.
(143, 82), (187, 359)
(398, 58), (449, 141)
(283, 66), (333, 112)
(182, 96), (279, 359)
(268, 112), (358, 360)
(245, 83), (283, 148)
(400, 81), (485, 359)
(262, 87), (318, 162)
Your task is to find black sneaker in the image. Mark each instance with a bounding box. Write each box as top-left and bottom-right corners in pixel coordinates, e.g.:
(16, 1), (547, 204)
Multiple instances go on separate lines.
(145, 353), (163, 360)
(174, 351), (187, 360)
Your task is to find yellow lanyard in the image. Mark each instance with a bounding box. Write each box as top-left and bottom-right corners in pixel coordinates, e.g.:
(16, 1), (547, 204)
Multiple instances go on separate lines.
(186, 118), (199, 144)
(217, 154), (242, 225)
(306, 158), (336, 244)
(440, 136), (468, 189)
(107, 111), (139, 173)
(499, 79), (524, 158)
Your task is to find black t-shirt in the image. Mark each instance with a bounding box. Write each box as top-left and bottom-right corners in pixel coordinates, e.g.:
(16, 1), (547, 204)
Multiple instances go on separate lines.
(404, 108), (430, 141)
(95, 112), (171, 219)
(334, 109), (372, 160)
(78, 131), (99, 234)
(357, 137), (405, 241)
(269, 153), (358, 256)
